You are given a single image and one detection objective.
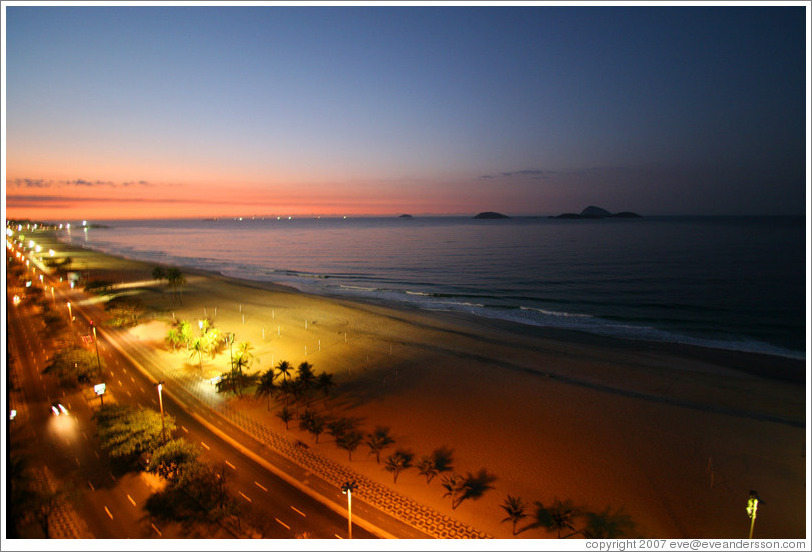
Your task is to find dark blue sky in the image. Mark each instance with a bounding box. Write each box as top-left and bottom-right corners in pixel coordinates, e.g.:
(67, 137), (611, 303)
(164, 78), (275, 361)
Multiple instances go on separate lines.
(4, 4), (809, 218)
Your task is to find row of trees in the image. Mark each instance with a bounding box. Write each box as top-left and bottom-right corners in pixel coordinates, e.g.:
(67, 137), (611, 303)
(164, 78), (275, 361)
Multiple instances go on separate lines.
(499, 494), (635, 538)
(152, 266), (186, 304)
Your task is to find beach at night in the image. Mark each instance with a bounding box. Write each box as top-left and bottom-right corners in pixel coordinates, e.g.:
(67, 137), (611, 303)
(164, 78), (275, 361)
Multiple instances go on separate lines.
(27, 229), (806, 540)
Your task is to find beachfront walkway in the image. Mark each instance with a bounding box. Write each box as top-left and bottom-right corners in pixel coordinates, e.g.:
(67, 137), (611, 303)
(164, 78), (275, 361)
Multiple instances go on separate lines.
(112, 328), (492, 539)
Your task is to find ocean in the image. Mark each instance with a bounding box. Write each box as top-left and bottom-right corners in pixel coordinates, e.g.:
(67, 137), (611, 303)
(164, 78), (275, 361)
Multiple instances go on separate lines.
(59, 216), (807, 360)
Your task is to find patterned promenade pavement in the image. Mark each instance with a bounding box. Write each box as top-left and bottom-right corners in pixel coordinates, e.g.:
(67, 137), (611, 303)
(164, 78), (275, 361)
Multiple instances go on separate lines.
(122, 336), (492, 539)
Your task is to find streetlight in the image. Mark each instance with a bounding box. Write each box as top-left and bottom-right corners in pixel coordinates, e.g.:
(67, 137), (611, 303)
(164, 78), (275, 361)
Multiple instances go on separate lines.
(341, 481), (357, 539)
(747, 490), (763, 539)
(90, 321), (101, 378)
(155, 381), (167, 444)
(66, 302), (72, 325)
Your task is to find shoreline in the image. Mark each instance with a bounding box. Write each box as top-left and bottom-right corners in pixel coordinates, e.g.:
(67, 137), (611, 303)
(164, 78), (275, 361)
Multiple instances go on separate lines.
(31, 230), (809, 539)
(58, 232), (806, 377)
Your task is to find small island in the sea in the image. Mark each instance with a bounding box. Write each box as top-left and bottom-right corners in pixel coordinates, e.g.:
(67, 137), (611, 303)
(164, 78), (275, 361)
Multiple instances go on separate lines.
(553, 206), (642, 219)
(474, 211), (511, 219)
(398, 214), (413, 218)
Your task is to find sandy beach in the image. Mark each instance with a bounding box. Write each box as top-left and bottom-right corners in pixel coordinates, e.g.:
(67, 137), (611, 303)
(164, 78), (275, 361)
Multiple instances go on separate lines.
(38, 232), (808, 540)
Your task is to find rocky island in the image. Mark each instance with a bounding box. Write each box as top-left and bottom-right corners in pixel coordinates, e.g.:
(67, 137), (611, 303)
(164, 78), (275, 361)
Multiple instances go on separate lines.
(473, 211), (511, 219)
(553, 206), (642, 219)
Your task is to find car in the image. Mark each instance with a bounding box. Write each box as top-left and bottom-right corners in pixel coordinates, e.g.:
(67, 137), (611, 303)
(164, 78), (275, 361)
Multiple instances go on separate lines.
(50, 402), (68, 416)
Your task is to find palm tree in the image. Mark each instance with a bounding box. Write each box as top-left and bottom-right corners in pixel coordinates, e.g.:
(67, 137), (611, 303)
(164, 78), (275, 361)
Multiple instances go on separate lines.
(336, 430), (363, 461)
(458, 468), (497, 507)
(296, 361), (317, 407)
(316, 371), (335, 406)
(365, 426), (395, 464)
(255, 368), (278, 410)
(204, 327), (222, 358)
(165, 328), (182, 351)
(532, 498), (579, 538)
(233, 341), (255, 375)
(152, 266), (166, 288)
(383, 449), (413, 483)
(275, 360), (292, 382)
(581, 506), (634, 539)
(500, 495), (528, 535)
(308, 414), (325, 443)
(430, 446), (454, 476)
(166, 267), (186, 304)
(189, 338), (206, 370)
(327, 417), (353, 442)
(417, 455), (438, 484)
(177, 320), (193, 350)
(441, 473), (466, 510)
(278, 377), (294, 408)
(276, 406), (292, 430)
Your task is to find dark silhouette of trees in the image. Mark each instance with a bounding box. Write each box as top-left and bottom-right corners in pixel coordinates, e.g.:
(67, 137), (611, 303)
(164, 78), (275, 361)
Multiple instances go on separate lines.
(276, 406), (292, 430)
(366, 426), (395, 464)
(93, 404), (175, 459)
(500, 495), (529, 535)
(43, 347), (101, 385)
(149, 439), (201, 483)
(316, 371), (335, 405)
(255, 368), (278, 410)
(296, 361), (317, 408)
(533, 497), (579, 538)
(581, 506), (635, 539)
(417, 446), (454, 483)
(442, 468), (496, 510)
(336, 430), (363, 461)
(384, 449), (413, 483)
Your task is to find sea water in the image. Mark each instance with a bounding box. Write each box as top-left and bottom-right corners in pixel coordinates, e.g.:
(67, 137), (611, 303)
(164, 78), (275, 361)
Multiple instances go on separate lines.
(60, 216), (807, 359)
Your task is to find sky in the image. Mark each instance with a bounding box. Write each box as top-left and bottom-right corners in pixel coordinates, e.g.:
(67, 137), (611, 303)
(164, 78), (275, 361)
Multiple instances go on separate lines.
(2, 2), (809, 220)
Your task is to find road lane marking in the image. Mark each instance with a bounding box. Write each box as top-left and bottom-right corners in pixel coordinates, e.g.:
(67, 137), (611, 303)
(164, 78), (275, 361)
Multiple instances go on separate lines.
(181, 425), (189, 433)
(225, 460), (236, 470)
(122, 367), (127, 374)
(291, 506), (306, 517)
(200, 441), (210, 450)
(82, 430), (88, 440)
(238, 491), (252, 502)
(118, 379), (123, 386)
(127, 494), (136, 507)
(104, 506), (114, 520)
(151, 523), (162, 536)
(335, 534), (343, 539)
(88, 480), (95, 492)
(109, 472), (116, 482)
(75, 457), (80, 466)
(275, 518), (289, 530)
(130, 376), (135, 383)
(254, 481), (268, 492)
(126, 390), (132, 397)
(94, 451), (100, 459)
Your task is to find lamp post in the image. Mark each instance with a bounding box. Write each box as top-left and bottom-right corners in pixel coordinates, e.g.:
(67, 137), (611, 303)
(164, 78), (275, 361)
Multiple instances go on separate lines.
(341, 481), (357, 539)
(90, 321), (101, 378)
(67, 302), (72, 325)
(747, 490), (762, 539)
(155, 382), (166, 444)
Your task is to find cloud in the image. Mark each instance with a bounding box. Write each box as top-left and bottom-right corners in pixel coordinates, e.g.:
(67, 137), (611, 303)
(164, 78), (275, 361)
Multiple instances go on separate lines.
(7, 178), (153, 189)
(480, 169), (555, 180)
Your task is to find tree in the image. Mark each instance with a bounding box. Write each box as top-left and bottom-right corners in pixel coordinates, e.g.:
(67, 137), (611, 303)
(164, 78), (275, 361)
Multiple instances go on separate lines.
(276, 406), (293, 430)
(418, 446), (454, 483)
(533, 497), (578, 538)
(189, 338), (206, 370)
(43, 347), (101, 385)
(441, 473), (466, 510)
(316, 371), (335, 405)
(94, 404), (175, 458)
(233, 341), (255, 375)
(255, 368), (278, 410)
(105, 296), (145, 327)
(383, 449), (413, 483)
(152, 266), (166, 288)
(417, 456), (438, 484)
(215, 368), (258, 398)
(327, 417), (355, 442)
(149, 439), (201, 483)
(581, 506), (635, 539)
(500, 495), (528, 535)
(336, 430), (363, 461)
(459, 468), (497, 505)
(296, 361), (317, 408)
(366, 426), (395, 464)
(307, 414), (325, 443)
(275, 360), (292, 381)
(166, 328), (182, 352)
(166, 267), (186, 304)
